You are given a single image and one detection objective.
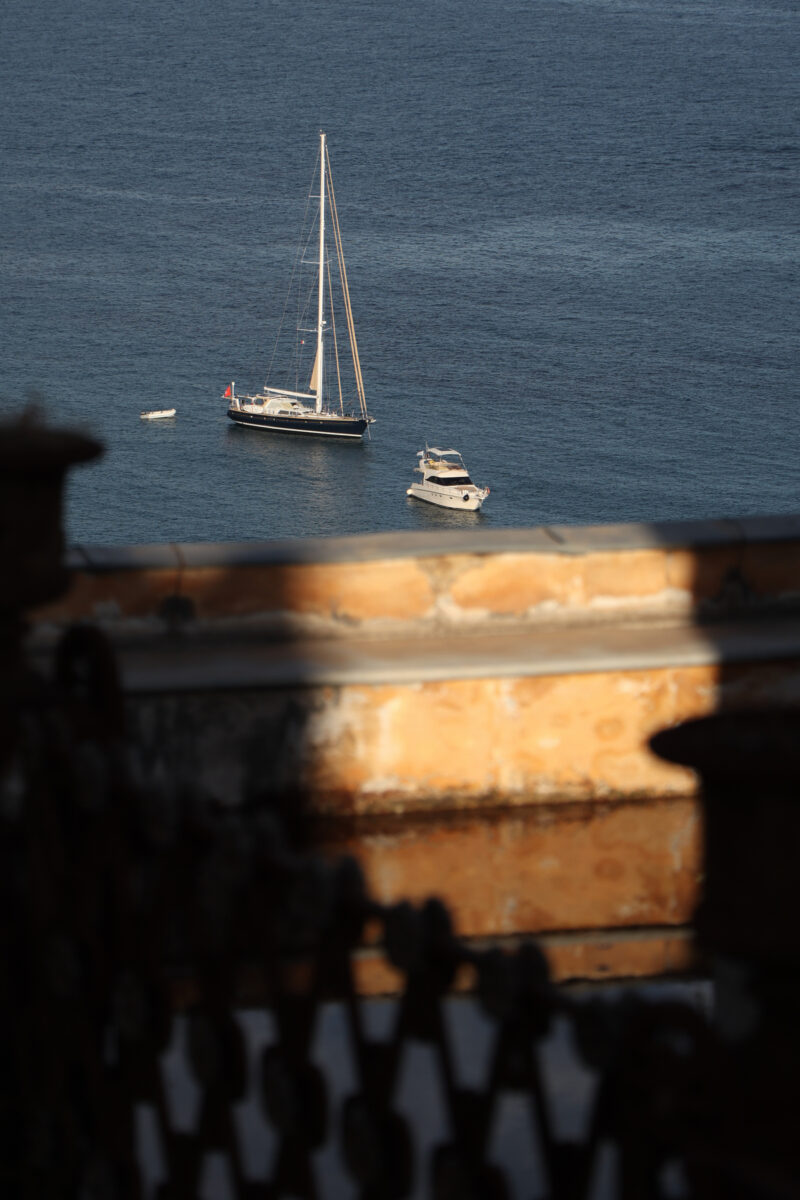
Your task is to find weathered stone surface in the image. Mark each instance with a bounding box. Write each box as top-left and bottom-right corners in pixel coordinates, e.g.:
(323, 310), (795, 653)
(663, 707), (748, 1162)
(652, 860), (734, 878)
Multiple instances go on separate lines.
(325, 798), (701, 939)
(178, 559), (437, 623)
(32, 516), (800, 633)
(40, 567), (180, 621)
(299, 667), (710, 811)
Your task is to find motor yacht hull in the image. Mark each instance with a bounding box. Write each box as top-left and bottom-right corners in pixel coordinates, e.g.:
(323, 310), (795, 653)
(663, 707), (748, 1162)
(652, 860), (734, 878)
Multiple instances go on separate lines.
(406, 482), (486, 511)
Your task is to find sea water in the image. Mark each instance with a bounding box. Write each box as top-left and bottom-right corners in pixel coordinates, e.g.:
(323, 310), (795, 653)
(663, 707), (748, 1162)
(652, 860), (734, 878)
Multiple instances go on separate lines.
(1, 0), (798, 545)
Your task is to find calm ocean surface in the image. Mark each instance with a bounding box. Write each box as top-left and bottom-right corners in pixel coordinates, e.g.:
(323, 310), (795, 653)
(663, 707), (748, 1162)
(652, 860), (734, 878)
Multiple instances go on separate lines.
(1, 0), (798, 545)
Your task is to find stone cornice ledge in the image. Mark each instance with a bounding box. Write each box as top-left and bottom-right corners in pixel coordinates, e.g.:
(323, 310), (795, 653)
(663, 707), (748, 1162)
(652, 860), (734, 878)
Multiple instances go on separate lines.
(61, 512), (800, 570)
(27, 514), (800, 654)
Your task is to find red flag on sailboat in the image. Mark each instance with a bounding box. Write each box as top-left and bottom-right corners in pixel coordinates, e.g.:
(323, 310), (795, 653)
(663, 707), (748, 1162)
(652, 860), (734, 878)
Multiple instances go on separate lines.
(223, 384), (232, 398)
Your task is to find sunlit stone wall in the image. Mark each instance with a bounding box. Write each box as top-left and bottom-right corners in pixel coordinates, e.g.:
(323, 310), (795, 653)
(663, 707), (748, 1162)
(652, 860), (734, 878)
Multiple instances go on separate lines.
(31, 517), (800, 985)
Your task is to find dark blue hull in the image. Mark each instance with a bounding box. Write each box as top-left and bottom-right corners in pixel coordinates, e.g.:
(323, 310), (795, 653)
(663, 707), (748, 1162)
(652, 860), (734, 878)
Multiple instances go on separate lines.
(228, 407), (370, 439)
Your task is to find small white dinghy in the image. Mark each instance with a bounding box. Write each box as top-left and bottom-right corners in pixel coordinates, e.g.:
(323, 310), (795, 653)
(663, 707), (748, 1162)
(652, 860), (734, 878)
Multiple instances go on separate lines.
(140, 408), (177, 420)
(407, 447), (490, 511)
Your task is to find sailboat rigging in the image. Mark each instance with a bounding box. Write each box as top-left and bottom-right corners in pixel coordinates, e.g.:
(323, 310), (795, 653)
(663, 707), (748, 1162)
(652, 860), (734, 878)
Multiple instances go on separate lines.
(225, 132), (374, 439)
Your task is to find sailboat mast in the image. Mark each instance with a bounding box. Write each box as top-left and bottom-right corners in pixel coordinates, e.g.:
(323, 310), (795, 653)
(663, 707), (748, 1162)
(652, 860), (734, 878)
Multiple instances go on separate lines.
(315, 131), (326, 415)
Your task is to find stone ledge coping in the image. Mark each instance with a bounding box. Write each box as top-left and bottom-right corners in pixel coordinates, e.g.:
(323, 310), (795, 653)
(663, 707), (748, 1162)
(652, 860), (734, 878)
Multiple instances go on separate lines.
(32, 614), (800, 694)
(64, 513), (800, 571)
(33, 514), (800, 633)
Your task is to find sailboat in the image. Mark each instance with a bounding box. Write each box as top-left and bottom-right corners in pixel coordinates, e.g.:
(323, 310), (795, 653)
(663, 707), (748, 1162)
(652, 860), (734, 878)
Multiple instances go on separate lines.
(225, 132), (374, 439)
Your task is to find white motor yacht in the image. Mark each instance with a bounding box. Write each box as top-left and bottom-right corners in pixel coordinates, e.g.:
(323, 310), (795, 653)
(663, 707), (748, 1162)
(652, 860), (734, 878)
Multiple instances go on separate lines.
(406, 447), (490, 511)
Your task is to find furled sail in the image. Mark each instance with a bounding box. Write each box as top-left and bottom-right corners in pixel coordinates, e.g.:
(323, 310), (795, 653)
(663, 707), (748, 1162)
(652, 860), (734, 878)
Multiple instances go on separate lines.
(309, 346), (320, 393)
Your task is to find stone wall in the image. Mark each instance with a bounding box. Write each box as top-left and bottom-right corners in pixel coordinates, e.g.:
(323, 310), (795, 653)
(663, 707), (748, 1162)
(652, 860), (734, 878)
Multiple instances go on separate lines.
(30, 516), (800, 985)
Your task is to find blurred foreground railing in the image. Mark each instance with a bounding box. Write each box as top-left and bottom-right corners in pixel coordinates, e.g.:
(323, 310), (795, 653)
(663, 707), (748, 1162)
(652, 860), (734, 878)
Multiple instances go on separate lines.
(3, 414), (800, 1197)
